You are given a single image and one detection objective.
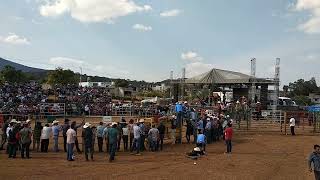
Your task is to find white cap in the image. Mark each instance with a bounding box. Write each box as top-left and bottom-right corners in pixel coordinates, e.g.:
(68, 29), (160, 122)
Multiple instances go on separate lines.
(194, 147), (201, 152)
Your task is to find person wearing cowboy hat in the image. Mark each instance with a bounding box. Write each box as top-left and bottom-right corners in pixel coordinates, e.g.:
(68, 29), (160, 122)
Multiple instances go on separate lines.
(19, 122), (32, 159)
(83, 122), (94, 161)
(138, 119), (146, 151)
(62, 119), (71, 153)
(107, 122), (119, 162)
(7, 120), (18, 158)
(51, 120), (61, 152)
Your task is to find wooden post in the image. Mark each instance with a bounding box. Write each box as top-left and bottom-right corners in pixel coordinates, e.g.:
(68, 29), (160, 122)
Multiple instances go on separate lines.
(284, 111), (287, 135)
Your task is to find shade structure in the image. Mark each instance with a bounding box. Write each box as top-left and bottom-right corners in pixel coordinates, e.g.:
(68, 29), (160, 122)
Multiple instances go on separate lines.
(185, 68), (253, 84)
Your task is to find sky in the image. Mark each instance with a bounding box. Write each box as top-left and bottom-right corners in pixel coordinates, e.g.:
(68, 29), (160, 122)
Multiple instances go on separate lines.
(0, 0), (319, 86)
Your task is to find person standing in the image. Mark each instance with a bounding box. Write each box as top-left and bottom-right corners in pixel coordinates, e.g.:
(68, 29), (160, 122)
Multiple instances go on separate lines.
(103, 124), (110, 153)
(66, 124), (77, 161)
(128, 119), (134, 150)
(62, 119), (70, 152)
(205, 118), (212, 144)
(289, 117), (296, 136)
(148, 125), (159, 152)
(139, 119), (146, 151)
(122, 124), (129, 151)
(19, 123), (32, 159)
(52, 120), (61, 152)
(308, 144), (320, 180)
(224, 123), (233, 154)
(40, 124), (51, 153)
(186, 120), (193, 144)
(83, 122), (94, 161)
(97, 122), (105, 152)
(0, 120), (9, 150)
(107, 122), (119, 162)
(71, 121), (84, 153)
(170, 116), (177, 144)
(33, 122), (43, 152)
(131, 122), (141, 155)
(157, 122), (165, 151)
(7, 120), (18, 158)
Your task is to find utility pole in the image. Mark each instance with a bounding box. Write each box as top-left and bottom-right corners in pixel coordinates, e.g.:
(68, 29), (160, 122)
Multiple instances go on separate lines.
(79, 67), (83, 86)
(250, 58), (256, 103)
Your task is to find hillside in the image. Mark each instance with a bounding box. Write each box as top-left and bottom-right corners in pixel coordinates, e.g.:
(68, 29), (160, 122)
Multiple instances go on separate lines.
(0, 57), (47, 73)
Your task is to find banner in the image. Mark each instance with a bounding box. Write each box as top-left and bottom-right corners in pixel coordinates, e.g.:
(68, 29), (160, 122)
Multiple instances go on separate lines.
(102, 116), (112, 124)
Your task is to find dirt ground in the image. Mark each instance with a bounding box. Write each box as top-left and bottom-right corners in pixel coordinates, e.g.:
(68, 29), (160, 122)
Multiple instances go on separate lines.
(0, 134), (317, 180)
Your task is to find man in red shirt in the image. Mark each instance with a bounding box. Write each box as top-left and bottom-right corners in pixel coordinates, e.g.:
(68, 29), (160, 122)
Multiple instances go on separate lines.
(224, 123), (233, 154)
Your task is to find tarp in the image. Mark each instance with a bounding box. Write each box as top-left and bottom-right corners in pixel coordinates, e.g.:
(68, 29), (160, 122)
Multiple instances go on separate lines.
(185, 68), (252, 84)
(308, 105), (320, 112)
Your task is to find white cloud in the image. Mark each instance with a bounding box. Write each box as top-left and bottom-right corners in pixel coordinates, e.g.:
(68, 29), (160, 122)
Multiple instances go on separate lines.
(0, 33), (30, 45)
(132, 24), (152, 31)
(160, 9), (181, 17)
(48, 57), (130, 78)
(39, 0), (152, 23)
(181, 51), (203, 61)
(295, 0), (320, 34)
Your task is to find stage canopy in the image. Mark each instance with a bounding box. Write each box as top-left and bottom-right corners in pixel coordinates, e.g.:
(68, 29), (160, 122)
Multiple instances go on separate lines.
(185, 68), (274, 85)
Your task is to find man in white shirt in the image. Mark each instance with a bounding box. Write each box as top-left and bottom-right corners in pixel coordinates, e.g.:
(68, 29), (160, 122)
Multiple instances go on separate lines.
(66, 124), (77, 161)
(289, 117), (296, 136)
(41, 124), (52, 152)
(130, 123), (141, 155)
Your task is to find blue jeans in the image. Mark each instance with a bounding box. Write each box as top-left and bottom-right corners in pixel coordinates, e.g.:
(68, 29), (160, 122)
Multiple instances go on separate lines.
(109, 143), (117, 161)
(53, 136), (59, 152)
(131, 137), (140, 154)
(226, 140), (232, 153)
(67, 143), (74, 161)
(150, 140), (157, 152)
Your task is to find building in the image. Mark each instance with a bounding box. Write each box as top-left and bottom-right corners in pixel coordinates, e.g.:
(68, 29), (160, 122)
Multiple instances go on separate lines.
(112, 87), (137, 97)
(309, 93), (320, 104)
(79, 81), (113, 88)
(152, 83), (170, 92)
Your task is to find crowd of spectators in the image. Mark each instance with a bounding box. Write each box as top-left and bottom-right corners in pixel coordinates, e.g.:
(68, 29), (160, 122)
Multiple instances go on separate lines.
(0, 83), (112, 116)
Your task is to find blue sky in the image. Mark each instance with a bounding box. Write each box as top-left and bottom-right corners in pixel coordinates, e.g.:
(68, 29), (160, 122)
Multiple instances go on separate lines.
(0, 0), (319, 86)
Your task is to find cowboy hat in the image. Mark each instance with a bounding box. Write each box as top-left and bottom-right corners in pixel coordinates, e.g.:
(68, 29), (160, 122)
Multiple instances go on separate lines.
(83, 122), (91, 129)
(139, 119), (145, 123)
(26, 119), (31, 124)
(111, 122), (118, 126)
(52, 120), (59, 125)
(10, 119), (17, 123)
(194, 147), (201, 152)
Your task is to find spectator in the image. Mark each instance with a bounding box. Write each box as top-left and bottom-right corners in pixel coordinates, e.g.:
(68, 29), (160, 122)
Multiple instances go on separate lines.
(148, 124), (159, 152)
(62, 119), (70, 152)
(308, 144), (320, 180)
(40, 124), (51, 153)
(157, 122), (165, 151)
(7, 120), (18, 158)
(71, 121), (84, 153)
(107, 122), (119, 162)
(33, 122), (43, 152)
(97, 122), (105, 152)
(290, 117), (296, 136)
(128, 119), (134, 150)
(122, 124), (129, 151)
(51, 120), (61, 152)
(66, 124), (76, 161)
(131, 122), (141, 156)
(224, 123), (233, 154)
(83, 122), (94, 161)
(19, 122), (32, 159)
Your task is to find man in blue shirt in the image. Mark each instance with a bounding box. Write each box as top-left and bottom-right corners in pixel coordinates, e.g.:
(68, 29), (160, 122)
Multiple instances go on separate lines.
(308, 144), (320, 180)
(52, 120), (61, 152)
(107, 123), (119, 162)
(96, 122), (105, 152)
(196, 130), (206, 152)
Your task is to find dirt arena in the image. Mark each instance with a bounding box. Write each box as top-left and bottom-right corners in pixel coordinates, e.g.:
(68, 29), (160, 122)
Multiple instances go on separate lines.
(0, 133), (317, 180)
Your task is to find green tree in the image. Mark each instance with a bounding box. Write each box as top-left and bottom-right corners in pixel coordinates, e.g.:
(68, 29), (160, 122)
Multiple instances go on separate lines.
(114, 79), (129, 87)
(46, 68), (78, 85)
(288, 78), (319, 97)
(0, 65), (27, 83)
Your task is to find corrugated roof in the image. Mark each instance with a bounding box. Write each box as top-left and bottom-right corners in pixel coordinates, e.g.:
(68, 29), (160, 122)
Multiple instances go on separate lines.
(185, 68), (252, 84)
